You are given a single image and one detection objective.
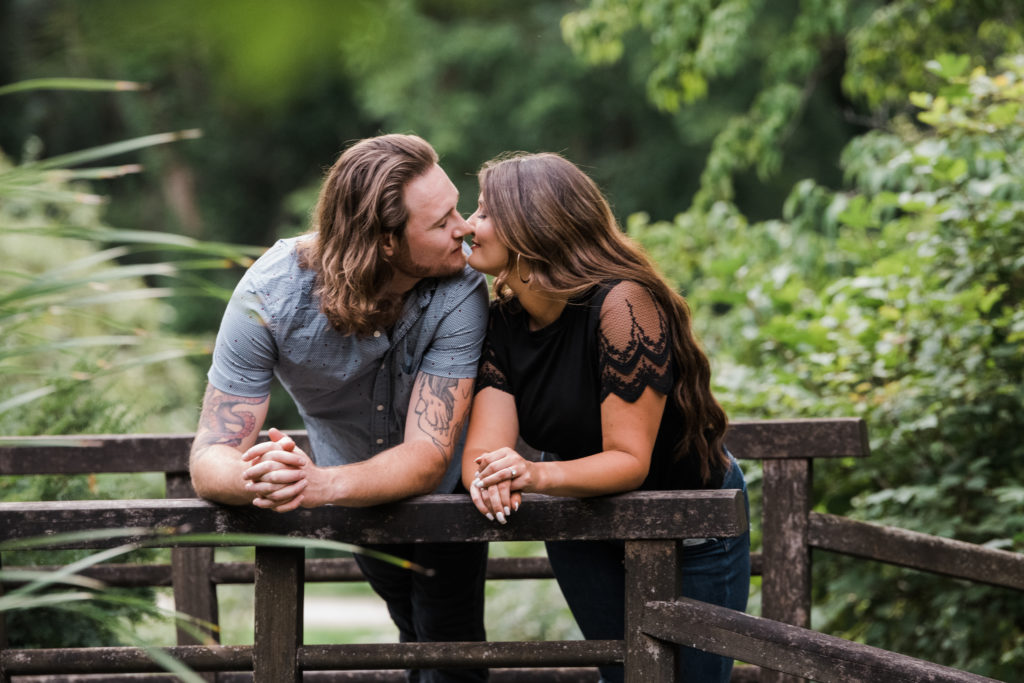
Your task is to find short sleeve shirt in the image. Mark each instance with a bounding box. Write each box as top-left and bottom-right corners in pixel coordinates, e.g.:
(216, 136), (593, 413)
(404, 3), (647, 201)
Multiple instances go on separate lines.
(476, 280), (726, 490)
(208, 236), (489, 492)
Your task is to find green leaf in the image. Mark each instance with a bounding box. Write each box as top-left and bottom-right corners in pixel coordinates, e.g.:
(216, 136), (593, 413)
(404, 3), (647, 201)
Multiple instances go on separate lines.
(925, 53), (971, 79)
(26, 130), (203, 171)
(909, 91), (933, 108)
(0, 78), (147, 96)
(837, 196), (875, 229)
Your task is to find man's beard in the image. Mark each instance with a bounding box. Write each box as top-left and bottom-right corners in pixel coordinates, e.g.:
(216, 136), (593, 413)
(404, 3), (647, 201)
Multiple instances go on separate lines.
(390, 239), (464, 280)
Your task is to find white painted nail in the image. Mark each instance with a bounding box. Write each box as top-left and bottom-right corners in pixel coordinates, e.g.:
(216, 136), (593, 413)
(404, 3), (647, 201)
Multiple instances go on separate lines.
(496, 512), (506, 524)
(486, 512), (494, 521)
(504, 506), (511, 517)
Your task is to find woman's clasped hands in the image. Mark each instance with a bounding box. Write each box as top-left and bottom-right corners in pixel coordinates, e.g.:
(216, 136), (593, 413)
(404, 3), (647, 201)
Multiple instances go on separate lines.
(471, 447), (530, 525)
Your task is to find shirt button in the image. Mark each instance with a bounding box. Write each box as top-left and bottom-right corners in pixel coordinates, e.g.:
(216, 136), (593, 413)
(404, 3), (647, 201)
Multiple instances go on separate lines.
(376, 438), (384, 445)
(373, 330), (382, 338)
(376, 404), (384, 411)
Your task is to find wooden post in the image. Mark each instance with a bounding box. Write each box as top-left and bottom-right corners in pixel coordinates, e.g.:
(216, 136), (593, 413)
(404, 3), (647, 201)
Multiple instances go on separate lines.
(624, 540), (680, 682)
(166, 473), (220, 644)
(0, 551), (7, 683)
(761, 458), (812, 683)
(253, 545), (304, 683)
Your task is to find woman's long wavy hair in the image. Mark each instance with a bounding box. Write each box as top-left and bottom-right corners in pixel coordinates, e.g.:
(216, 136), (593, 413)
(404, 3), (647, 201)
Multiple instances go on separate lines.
(479, 152), (729, 482)
(297, 134), (437, 335)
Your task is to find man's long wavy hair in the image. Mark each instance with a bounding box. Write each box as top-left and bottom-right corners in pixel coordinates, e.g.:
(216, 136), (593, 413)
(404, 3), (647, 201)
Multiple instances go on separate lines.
(478, 152), (729, 482)
(297, 134), (438, 335)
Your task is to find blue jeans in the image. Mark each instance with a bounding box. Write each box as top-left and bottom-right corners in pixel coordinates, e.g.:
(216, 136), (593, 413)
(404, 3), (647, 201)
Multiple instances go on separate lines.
(545, 456), (751, 683)
(355, 541), (490, 682)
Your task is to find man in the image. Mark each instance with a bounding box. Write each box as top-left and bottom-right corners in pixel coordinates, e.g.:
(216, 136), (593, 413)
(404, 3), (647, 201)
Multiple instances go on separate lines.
(189, 134), (489, 683)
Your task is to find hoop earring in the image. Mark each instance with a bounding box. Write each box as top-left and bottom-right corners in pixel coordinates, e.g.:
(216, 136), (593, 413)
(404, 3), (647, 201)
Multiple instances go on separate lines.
(516, 253), (531, 284)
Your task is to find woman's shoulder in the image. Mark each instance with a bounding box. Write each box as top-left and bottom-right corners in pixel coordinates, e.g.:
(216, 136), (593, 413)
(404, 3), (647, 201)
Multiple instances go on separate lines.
(589, 279), (660, 315)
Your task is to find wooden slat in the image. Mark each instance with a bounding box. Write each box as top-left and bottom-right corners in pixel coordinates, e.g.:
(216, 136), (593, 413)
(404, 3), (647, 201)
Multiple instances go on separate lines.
(624, 541), (679, 682)
(0, 420), (865, 476)
(299, 641), (621, 670)
(8, 672), (601, 683)
(761, 458), (811, 683)
(1, 645), (254, 675)
(726, 418), (869, 460)
(1, 556), (556, 590)
(0, 435), (193, 475)
(165, 472), (218, 655)
(1, 642), (620, 676)
(0, 491), (748, 547)
(642, 598), (1000, 683)
(253, 547), (303, 683)
(0, 431), (308, 477)
(808, 513), (1024, 591)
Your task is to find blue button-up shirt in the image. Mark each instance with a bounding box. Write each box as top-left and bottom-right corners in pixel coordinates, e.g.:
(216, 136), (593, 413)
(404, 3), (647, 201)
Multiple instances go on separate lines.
(207, 236), (488, 492)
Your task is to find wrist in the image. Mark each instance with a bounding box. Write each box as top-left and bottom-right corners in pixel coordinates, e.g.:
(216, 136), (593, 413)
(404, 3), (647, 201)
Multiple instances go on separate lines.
(531, 461), (557, 494)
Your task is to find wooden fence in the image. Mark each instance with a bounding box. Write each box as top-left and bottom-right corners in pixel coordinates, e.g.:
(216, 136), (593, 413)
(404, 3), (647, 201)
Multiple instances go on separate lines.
(0, 418), (1019, 682)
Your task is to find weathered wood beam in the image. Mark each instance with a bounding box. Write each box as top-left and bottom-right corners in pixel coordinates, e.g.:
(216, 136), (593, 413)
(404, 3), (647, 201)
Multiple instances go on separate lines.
(809, 513), (1024, 591)
(2, 556), (557, 589)
(624, 541), (679, 682)
(299, 641), (621, 669)
(0, 419), (868, 476)
(0, 491), (748, 548)
(7, 671), (601, 682)
(0, 642), (621, 676)
(642, 598), (1000, 683)
(725, 418), (869, 460)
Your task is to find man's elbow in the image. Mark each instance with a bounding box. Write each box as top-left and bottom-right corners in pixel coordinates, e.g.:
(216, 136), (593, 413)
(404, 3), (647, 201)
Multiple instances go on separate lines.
(189, 463), (249, 506)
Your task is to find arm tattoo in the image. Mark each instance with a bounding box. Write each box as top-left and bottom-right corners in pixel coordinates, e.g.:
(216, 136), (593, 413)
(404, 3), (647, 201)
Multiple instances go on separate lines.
(413, 375), (469, 461)
(191, 385), (265, 458)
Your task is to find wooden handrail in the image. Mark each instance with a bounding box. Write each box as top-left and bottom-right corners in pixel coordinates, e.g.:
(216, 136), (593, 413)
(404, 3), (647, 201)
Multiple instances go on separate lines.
(0, 490), (747, 547)
(0, 418), (871, 477)
(641, 597), (1000, 683)
(808, 512), (1024, 591)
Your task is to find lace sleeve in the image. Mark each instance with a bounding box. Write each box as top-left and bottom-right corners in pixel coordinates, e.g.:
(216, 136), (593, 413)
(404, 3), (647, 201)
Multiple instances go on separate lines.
(475, 334), (511, 394)
(597, 281), (674, 403)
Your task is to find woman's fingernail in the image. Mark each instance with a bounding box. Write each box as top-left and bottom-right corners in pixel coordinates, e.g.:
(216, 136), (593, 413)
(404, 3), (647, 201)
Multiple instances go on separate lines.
(504, 506), (511, 517)
(485, 512), (494, 521)
(496, 511), (507, 524)
(513, 501), (519, 512)
(474, 479), (484, 488)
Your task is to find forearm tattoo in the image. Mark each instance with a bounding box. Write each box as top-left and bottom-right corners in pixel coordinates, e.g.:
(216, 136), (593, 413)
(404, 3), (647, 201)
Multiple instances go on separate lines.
(191, 385), (265, 460)
(413, 375), (471, 461)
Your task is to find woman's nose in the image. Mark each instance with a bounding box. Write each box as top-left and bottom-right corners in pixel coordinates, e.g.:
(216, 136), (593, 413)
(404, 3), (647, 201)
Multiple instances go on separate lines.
(452, 213), (471, 237)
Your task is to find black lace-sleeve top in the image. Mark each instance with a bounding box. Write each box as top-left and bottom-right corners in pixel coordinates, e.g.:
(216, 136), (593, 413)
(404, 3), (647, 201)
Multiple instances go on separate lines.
(477, 280), (725, 490)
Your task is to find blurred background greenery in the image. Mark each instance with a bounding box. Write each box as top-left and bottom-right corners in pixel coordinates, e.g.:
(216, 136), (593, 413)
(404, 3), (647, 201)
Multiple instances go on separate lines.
(1, 0), (1023, 677)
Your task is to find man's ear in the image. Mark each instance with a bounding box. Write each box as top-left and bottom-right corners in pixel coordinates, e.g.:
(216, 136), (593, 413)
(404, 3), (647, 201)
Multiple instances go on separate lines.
(380, 232), (396, 258)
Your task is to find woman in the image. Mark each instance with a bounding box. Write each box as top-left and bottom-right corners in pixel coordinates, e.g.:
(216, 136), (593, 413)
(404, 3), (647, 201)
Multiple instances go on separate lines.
(461, 152), (750, 683)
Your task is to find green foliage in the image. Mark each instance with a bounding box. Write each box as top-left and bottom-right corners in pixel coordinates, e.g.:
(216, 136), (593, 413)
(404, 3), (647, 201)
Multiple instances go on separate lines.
(0, 81), (262, 430)
(564, 0), (878, 207)
(843, 0), (1024, 110)
(564, 0), (1024, 214)
(0, 78), (263, 646)
(633, 53), (1024, 677)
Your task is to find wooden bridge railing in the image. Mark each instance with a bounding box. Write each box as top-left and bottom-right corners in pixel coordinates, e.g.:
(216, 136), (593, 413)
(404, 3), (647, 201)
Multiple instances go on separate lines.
(1, 418), (1019, 681)
(0, 491), (748, 681)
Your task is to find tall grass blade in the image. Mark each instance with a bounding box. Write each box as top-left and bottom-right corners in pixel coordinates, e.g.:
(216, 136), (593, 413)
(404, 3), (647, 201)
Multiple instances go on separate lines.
(0, 78), (147, 96)
(28, 130), (203, 171)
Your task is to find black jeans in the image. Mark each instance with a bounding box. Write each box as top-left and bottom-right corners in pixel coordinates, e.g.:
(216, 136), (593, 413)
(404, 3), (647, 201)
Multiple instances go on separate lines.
(355, 540), (489, 682)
